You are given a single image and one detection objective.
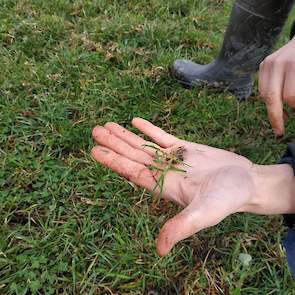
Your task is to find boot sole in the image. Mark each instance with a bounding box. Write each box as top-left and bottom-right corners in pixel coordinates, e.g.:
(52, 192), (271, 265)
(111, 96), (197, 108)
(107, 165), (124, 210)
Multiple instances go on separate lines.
(175, 77), (253, 100)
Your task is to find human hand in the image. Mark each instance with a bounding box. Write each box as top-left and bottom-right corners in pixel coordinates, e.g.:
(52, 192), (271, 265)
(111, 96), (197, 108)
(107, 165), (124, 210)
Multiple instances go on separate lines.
(91, 118), (295, 256)
(259, 38), (295, 136)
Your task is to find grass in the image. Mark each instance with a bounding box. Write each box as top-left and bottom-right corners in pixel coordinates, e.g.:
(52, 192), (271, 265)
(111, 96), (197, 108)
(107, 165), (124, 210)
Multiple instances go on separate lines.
(144, 145), (187, 198)
(1, 0), (295, 294)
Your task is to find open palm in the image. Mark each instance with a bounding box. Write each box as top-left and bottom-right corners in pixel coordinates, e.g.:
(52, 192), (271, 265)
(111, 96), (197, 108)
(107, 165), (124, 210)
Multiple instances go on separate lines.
(92, 118), (257, 256)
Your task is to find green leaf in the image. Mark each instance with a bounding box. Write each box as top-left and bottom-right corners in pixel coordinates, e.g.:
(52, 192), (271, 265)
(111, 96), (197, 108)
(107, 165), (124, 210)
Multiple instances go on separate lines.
(30, 280), (42, 292)
(238, 253), (252, 267)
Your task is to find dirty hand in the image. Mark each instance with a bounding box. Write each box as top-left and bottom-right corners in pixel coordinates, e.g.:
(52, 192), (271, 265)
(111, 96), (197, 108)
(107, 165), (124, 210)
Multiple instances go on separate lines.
(259, 37), (295, 136)
(91, 118), (295, 256)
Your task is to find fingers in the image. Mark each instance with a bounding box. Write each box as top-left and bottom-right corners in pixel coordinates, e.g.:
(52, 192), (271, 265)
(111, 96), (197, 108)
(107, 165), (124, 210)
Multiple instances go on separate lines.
(104, 122), (162, 156)
(92, 126), (153, 165)
(132, 118), (178, 148)
(91, 145), (157, 192)
(259, 39), (295, 136)
(259, 58), (285, 136)
(104, 122), (147, 148)
(283, 64), (295, 109)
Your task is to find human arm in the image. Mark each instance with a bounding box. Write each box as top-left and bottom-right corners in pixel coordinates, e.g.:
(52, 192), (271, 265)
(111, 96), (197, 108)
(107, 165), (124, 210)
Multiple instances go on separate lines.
(91, 118), (295, 256)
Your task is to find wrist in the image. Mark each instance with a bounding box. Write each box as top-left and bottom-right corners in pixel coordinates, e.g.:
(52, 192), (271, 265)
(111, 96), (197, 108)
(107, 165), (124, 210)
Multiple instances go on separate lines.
(245, 164), (295, 215)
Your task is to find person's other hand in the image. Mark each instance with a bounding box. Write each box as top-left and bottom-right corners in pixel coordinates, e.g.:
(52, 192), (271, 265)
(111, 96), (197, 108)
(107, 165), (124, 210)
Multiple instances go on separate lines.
(91, 118), (295, 256)
(259, 38), (295, 136)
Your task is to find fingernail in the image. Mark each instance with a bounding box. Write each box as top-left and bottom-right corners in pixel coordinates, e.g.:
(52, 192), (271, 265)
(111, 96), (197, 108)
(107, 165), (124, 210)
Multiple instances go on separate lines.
(98, 147), (109, 154)
(91, 146), (109, 156)
(275, 130), (284, 138)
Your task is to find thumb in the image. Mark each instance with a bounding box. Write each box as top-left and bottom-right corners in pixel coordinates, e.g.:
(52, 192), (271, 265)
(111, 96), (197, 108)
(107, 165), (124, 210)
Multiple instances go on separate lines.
(156, 202), (220, 256)
(156, 167), (254, 256)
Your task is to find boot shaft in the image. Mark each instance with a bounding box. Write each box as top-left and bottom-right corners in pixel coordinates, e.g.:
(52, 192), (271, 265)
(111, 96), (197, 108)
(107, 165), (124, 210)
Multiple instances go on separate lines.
(219, 0), (295, 74)
(236, 0), (295, 22)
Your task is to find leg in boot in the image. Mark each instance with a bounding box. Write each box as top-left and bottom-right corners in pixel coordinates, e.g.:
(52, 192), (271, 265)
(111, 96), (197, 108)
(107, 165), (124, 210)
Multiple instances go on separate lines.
(171, 0), (295, 99)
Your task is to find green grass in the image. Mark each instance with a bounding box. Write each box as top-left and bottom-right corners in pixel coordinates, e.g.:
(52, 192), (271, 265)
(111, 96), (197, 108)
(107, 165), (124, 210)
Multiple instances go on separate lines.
(1, 0), (295, 294)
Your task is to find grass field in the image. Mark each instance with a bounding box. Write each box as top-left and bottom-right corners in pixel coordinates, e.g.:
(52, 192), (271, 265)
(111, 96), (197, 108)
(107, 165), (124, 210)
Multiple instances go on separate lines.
(1, 0), (295, 294)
